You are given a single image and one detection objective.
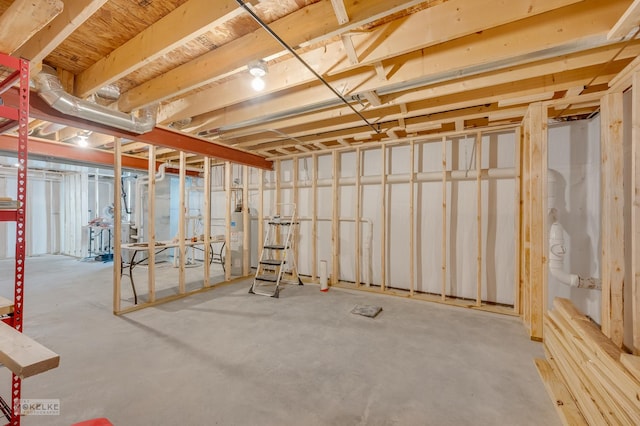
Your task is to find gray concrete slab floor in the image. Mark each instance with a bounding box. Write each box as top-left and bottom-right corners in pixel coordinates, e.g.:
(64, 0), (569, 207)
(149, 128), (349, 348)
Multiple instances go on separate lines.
(0, 255), (559, 426)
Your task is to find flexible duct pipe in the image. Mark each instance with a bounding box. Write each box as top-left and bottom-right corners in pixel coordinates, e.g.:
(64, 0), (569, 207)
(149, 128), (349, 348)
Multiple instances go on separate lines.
(33, 71), (155, 134)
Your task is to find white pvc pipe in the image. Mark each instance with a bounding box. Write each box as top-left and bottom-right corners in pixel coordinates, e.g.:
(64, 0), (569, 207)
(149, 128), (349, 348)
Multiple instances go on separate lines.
(320, 260), (328, 291)
(251, 167), (516, 189)
(548, 219), (601, 290)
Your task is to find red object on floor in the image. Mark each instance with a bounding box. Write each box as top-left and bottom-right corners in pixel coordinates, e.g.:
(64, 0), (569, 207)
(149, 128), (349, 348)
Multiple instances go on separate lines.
(71, 418), (113, 426)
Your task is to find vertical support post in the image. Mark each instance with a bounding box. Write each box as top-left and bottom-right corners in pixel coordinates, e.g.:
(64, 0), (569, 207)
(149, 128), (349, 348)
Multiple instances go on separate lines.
(147, 146), (156, 302)
(332, 151), (340, 285)
(355, 147), (361, 287)
(275, 159), (281, 215)
(312, 154), (318, 281)
(633, 72), (640, 354)
(113, 137), (122, 313)
(601, 91), (625, 347)
(292, 158), (299, 274)
(258, 168), (264, 261)
(476, 131), (483, 307)
(528, 102), (547, 341)
(243, 165), (250, 276)
(441, 136), (447, 301)
(224, 162), (232, 281)
(381, 144), (387, 291)
(522, 119), (532, 328)
(178, 152), (186, 294)
(409, 140), (415, 296)
(203, 157), (211, 287)
(514, 127), (522, 314)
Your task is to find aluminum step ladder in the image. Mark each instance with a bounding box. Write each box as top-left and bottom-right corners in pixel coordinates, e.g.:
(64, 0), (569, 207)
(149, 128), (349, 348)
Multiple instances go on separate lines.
(249, 203), (303, 297)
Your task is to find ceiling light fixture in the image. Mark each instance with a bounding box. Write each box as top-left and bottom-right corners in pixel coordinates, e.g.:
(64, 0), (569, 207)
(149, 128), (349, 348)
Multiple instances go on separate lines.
(76, 130), (92, 148)
(248, 60), (267, 91)
(77, 135), (88, 148)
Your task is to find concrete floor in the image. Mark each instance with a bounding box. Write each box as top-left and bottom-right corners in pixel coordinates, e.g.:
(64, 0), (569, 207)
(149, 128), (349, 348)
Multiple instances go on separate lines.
(0, 255), (559, 426)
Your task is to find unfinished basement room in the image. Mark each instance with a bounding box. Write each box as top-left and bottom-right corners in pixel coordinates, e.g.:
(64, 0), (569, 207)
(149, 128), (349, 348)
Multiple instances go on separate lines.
(0, 0), (640, 425)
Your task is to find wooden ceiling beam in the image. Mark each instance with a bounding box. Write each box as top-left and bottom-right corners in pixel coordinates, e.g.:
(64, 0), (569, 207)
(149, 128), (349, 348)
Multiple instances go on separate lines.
(75, 0), (252, 98)
(327, 0), (588, 75)
(14, 0), (106, 67)
(192, 41), (640, 136)
(225, 63), (621, 148)
(163, 0), (627, 127)
(0, 0), (63, 55)
(608, 0), (640, 40)
(118, 0), (428, 112)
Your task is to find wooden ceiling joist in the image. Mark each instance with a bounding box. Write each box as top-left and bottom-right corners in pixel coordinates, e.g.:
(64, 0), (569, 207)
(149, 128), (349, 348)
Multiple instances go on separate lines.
(190, 43), (638, 140)
(608, 0), (640, 40)
(13, 0), (108, 67)
(75, 0), (254, 98)
(328, 0), (586, 74)
(118, 0), (428, 112)
(0, 0), (63, 55)
(161, 0), (630, 129)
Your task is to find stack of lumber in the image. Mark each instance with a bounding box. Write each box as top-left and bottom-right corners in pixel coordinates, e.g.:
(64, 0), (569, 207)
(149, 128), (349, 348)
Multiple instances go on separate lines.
(535, 297), (640, 425)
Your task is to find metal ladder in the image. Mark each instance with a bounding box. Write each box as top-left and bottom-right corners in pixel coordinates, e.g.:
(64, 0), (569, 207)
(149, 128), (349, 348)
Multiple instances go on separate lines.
(249, 203), (303, 297)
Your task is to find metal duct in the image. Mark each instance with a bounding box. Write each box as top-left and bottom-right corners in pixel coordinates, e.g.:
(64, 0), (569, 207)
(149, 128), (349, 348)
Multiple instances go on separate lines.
(33, 71), (155, 134)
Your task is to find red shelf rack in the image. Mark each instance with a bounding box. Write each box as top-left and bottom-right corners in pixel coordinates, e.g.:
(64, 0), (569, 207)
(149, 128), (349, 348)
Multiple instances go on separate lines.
(0, 52), (29, 426)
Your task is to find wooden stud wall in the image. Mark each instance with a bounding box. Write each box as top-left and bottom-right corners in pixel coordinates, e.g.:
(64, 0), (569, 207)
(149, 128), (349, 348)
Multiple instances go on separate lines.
(178, 151), (186, 294)
(147, 146), (156, 303)
(112, 148), (223, 314)
(112, 137), (122, 313)
(255, 129), (519, 316)
(203, 157), (211, 287)
(600, 91), (625, 348)
(633, 72), (640, 354)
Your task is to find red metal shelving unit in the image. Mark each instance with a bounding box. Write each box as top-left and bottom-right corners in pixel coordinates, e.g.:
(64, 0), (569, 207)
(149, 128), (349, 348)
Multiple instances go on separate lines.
(0, 52), (29, 426)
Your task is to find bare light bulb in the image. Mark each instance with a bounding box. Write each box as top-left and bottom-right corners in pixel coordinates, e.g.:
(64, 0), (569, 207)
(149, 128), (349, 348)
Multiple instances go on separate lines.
(77, 136), (88, 147)
(251, 76), (265, 91)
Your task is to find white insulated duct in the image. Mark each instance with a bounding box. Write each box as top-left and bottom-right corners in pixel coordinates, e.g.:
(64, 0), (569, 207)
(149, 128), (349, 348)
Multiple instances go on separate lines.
(33, 71), (155, 134)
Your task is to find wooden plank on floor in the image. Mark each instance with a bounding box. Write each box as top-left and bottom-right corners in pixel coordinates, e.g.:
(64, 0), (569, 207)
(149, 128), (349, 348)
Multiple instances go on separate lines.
(534, 358), (587, 426)
(0, 322), (59, 379)
(621, 353), (640, 382)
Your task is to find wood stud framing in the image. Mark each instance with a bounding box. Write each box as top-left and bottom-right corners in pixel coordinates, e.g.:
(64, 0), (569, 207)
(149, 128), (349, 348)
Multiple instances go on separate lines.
(476, 132), (482, 307)
(441, 136), (447, 301)
(203, 157), (211, 287)
(332, 152), (340, 285)
(355, 147), (362, 287)
(601, 91), (625, 348)
(518, 102), (547, 340)
(178, 151), (186, 294)
(147, 145), (156, 303)
(633, 71), (640, 354)
(409, 140), (415, 296)
(113, 137), (122, 313)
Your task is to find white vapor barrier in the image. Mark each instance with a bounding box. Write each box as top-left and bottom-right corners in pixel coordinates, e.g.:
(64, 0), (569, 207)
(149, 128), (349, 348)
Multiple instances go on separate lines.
(546, 118), (601, 323)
